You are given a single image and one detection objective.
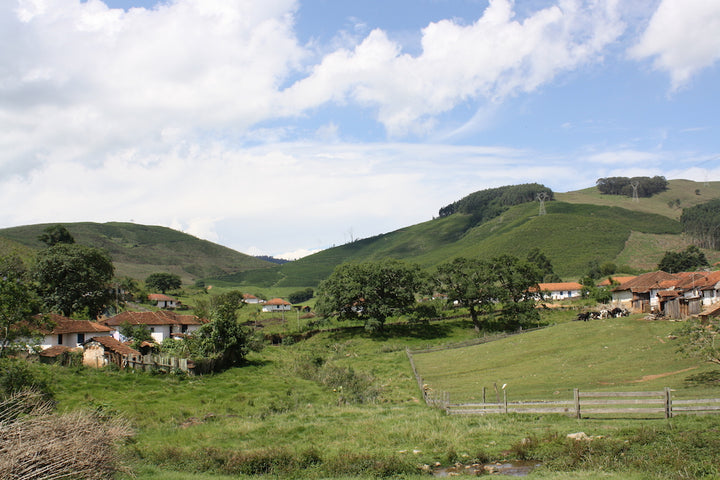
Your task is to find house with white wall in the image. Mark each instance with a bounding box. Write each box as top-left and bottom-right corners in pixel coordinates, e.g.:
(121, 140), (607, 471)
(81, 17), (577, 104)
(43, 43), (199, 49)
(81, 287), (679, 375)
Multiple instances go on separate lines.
(262, 298), (292, 312)
(101, 310), (207, 344)
(537, 282), (584, 300)
(37, 314), (113, 350)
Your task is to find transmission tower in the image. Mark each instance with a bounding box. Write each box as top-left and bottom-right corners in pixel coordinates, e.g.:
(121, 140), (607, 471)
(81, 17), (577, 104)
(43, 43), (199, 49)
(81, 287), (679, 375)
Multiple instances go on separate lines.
(537, 192), (548, 215)
(630, 181), (640, 203)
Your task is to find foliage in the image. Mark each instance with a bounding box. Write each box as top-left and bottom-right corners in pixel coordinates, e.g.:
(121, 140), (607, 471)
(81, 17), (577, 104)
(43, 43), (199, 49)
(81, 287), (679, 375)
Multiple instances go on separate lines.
(0, 257), (45, 357)
(680, 198), (720, 250)
(658, 245), (709, 273)
(185, 290), (259, 369)
(118, 321), (154, 350)
(33, 244), (115, 318)
(37, 224), (75, 247)
(288, 287), (314, 304)
(675, 320), (720, 365)
(438, 183), (553, 220)
(0, 359), (53, 400)
(145, 272), (182, 294)
(315, 259), (425, 331)
(596, 175), (668, 197)
(435, 257), (499, 332)
(492, 254), (543, 328)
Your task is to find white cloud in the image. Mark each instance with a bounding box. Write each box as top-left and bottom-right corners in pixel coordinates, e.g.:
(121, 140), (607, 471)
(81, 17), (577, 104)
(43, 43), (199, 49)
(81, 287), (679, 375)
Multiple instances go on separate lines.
(283, 0), (625, 135)
(629, 0), (720, 89)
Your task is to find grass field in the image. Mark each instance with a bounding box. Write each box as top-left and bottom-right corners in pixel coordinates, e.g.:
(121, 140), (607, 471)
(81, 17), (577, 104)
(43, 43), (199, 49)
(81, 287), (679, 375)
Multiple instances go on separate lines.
(22, 309), (720, 479)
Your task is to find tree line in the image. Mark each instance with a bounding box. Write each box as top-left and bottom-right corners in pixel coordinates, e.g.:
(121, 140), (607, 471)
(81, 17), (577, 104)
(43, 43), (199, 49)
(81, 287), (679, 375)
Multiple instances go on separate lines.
(438, 183), (554, 221)
(595, 176), (668, 197)
(680, 198), (720, 250)
(315, 249), (552, 333)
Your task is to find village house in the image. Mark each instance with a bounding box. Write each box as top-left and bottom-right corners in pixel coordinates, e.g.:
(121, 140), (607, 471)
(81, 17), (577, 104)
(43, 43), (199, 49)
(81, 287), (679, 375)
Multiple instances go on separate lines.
(148, 293), (179, 309)
(36, 314), (113, 350)
(611, 270), (720, 319)
(537, 282), (584, 300)
(101, 310), (207, 344)
(262, 298), (292, 312)
(242, 293), (262, 304)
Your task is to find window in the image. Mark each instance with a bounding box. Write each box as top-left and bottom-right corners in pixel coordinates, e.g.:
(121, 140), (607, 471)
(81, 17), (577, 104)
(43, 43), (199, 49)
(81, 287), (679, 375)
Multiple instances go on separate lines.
(57, 334), (63, 345)
(77, 333), (85, 344)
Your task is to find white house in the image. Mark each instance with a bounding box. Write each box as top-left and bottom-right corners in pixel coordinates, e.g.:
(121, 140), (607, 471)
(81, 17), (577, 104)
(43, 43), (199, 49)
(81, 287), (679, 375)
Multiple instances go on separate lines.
(242, 293), (262, 304)
(37, 314), (113, 350)
(148, 294), (179, 309)
(537, 282), (584, 300)
(262, 298), (292, 312)
(102, 310), (207, 344)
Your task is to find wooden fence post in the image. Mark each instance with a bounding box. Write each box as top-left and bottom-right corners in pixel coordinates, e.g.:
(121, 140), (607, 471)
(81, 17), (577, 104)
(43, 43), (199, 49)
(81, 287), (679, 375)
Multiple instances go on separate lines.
(664, 387), (672, 419)
(482, 386), (486, 404)
(574, 388), (581, 419)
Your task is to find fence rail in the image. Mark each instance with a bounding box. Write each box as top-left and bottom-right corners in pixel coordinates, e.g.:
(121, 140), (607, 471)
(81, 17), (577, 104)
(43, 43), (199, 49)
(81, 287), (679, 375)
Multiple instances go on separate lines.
(405, 347), (720, 419)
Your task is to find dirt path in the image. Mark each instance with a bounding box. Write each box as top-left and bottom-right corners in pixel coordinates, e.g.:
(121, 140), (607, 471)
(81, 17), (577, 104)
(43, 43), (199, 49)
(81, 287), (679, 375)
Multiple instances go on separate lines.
(628, 367), (698, 383)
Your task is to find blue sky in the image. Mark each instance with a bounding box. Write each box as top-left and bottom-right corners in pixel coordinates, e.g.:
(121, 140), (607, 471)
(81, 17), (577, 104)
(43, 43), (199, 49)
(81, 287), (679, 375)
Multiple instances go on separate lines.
(1, 0), (719, 259)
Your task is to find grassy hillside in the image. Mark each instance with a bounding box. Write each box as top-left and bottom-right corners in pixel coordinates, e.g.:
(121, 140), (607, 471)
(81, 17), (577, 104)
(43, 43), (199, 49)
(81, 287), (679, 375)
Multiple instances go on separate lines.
(556, 179), (720, 220)
(0, 222), (272, 282)
(412, 316), (716, 402)
(227, 179), (716, 287)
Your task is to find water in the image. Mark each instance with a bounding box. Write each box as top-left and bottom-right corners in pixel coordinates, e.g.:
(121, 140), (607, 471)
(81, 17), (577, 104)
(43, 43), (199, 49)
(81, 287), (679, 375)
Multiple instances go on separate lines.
(433, 460), (541, 477)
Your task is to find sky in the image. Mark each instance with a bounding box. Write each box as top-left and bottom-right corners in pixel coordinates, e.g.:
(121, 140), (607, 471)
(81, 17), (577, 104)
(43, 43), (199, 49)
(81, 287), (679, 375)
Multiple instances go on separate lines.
(1, 0), (719, 260)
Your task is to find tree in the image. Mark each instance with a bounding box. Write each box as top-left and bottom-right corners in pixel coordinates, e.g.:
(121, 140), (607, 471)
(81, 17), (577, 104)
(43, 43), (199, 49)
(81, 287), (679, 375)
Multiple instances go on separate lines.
(118, 321), (153, 350)
(658, 245), (709, 273)
(33, 244), (115, 318)
(186, 290), (256, 369)
(492, 255), (543, 329)
(526, 248), (561, 283)
(288, 287), (314, 304)
(145, 272), (182, 294)
(0, 256), (47, 358)
(435, 257), (498, 332)
(676, 320), (720, 366)
(37, 224), (75, 247)
(316, 259), (425, 332)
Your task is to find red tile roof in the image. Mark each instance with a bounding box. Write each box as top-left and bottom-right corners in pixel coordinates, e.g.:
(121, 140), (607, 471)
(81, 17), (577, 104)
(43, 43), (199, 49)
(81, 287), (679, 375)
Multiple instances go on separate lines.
(148, 294), (176, 301)
(39, 345), (76, 357)
(612, 271), (678, 293)
(538, 282), (583, 291)
(102, 310), (207, 327)
(36, 314), (113, 335)
(598, 276), (636, 287)
(265, 298), (291, 306)
(86, 336), (140, 356)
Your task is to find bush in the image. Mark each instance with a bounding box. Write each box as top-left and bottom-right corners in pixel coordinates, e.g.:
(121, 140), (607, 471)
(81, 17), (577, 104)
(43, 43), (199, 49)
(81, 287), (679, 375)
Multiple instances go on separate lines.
(0, 359), (53, 400)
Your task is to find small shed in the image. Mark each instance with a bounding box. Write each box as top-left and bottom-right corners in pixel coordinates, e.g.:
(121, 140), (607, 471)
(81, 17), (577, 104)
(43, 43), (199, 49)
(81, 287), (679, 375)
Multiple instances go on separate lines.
(83, 336), (140, 369)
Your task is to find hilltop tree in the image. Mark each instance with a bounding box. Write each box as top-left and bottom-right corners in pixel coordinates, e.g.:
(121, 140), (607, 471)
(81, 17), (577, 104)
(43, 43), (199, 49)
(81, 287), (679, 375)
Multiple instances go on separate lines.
(435, 257), (498, 332)
(316, 259), (425, 332)
(526, 248), (560, 283)
(33, 244), (115, 318)
(145, 272), (182, 294)
(38, 224), (75, 247)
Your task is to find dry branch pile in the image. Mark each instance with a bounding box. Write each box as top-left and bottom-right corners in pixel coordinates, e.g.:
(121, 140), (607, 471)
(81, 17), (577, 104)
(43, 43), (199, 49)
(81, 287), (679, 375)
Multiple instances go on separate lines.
(0, 391), (132, 480)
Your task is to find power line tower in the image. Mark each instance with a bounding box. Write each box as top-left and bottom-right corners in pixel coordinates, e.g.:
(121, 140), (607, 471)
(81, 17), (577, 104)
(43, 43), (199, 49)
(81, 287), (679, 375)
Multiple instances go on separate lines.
(537, 192), (548, 215)
(631, 181), (640, 203)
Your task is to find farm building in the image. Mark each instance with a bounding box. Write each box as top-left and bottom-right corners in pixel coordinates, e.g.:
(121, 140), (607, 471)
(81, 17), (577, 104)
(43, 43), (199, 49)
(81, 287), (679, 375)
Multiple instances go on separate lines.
(148, 293), (179, 308)
(101, 310), (207, 344)
(537, 282), (584, 300)
(36, 314), (113, 350)
(83, 336), (140, 369)
(262, 298), (292, 312)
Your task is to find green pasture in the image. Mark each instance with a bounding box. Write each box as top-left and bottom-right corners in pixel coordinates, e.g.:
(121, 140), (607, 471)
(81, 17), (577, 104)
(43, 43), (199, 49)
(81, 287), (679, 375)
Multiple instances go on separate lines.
(411, 315), (718, 403)
(25, 311), (720, 479)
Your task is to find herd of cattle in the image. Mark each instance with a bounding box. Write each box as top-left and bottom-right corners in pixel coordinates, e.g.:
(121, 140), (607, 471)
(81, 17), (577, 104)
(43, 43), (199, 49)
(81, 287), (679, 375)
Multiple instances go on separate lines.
(575, 307), (630, 321)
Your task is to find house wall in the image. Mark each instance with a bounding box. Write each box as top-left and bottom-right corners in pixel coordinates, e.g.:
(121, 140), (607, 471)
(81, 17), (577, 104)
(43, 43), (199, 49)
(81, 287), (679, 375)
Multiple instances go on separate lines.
(83, 344), (107, 368)
(546, 289), (581, 300)
(41, 331), (111, 350)
(611, 290), (633, 306)
(262, 305), (291, 312)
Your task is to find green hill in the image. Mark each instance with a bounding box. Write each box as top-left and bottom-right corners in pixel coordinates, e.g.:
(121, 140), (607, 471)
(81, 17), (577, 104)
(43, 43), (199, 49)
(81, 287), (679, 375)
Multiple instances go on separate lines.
(0, 222), (273, 282)
(226, 179), (719, 287)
